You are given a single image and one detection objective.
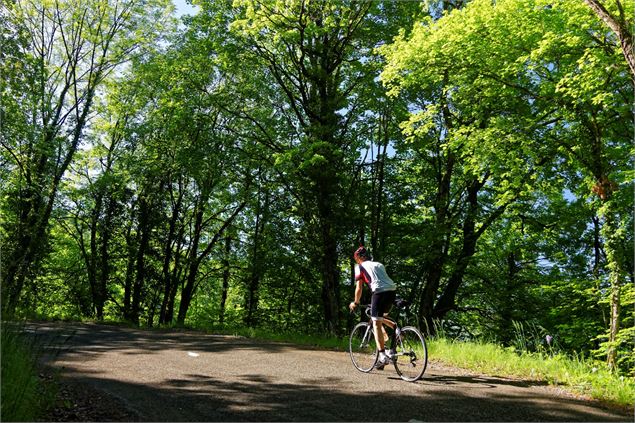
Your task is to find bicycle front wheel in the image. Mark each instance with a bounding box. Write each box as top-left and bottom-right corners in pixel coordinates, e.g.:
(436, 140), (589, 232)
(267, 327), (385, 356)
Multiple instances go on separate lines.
(393, 326), (428, 381)
(349, 322), (378, 372)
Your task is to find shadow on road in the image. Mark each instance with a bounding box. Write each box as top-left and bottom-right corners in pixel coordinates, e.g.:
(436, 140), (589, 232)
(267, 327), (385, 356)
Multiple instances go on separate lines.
(59, 370), (631, 422)
(417, 374), (547, 389)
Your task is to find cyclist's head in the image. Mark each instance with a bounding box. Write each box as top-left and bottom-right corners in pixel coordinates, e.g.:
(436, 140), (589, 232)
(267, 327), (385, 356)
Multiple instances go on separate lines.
(353, 245), (370, 262)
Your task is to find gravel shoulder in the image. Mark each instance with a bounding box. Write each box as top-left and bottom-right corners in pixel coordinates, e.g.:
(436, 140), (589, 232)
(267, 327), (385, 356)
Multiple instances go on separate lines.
(39, 369), (140, 422)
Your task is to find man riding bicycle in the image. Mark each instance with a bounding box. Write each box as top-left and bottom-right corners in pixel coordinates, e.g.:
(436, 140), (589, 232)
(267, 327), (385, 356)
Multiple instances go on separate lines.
(348, 246), (397, 368)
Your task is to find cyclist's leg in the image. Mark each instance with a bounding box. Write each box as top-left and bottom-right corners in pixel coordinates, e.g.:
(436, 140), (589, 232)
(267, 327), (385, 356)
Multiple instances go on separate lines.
(379, 291), (397, 351)
(372, 321), (385, 354)
(370, 293), (387, 351)
(382, 317), (395, 329)
(382, 318), (396, 350)
(382, 317), (395, 340)
(381, 318), (391, 343)
(371, 291), (397, 352)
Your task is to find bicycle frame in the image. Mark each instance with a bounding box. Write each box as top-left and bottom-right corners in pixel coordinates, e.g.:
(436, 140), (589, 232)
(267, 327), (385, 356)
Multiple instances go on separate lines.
(350, 302), (428, 381)
(360, 306), (404, 356)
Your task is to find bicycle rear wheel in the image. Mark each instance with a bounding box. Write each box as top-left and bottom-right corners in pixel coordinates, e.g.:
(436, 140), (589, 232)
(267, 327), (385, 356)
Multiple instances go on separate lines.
(349, 322), (378, 372)
(392, 326), (427, 381)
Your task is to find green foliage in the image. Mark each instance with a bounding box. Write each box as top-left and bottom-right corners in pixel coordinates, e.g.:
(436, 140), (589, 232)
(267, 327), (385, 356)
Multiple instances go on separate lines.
(379, 0), (632, 373)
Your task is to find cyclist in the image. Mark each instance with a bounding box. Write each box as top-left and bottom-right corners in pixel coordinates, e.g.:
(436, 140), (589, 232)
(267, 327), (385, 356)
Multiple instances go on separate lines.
(348, 245), (397, 368)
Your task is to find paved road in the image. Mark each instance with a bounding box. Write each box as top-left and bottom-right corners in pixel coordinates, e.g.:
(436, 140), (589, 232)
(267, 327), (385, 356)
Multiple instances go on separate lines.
(28, 322), (631, 422)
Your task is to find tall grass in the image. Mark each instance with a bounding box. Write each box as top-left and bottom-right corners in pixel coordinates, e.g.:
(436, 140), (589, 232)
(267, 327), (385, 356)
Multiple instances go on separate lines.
(427, 337), (634, 409)
(1, 323), (42, 421)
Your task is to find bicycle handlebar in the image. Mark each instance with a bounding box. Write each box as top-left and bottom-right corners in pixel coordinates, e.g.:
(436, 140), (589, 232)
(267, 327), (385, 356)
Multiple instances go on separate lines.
(361, 305), (372, 318)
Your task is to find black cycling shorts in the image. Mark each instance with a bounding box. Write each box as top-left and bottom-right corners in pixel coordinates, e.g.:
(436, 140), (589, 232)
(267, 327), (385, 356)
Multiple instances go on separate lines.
(370, 290), (396, 321)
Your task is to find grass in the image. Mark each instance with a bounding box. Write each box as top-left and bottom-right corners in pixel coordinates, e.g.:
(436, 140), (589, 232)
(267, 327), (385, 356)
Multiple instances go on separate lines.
(426, 337), (634, 409)
(1, 322), (48, 421)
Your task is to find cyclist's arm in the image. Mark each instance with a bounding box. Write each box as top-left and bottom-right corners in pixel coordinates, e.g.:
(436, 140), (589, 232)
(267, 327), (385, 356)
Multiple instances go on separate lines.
(349, 280), (363, 310)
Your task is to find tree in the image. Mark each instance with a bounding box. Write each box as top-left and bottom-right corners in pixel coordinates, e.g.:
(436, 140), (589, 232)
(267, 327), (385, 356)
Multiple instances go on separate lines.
(0, 0), (173, 315)
(226, 0), (373, 333)
(380, 0), (633, 369)
(220, 0), (423, 334)
(379, 0), (548, 330)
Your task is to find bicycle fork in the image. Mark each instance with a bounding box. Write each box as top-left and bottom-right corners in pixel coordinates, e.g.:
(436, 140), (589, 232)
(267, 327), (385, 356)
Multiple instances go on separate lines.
(360, 324), (374, 349)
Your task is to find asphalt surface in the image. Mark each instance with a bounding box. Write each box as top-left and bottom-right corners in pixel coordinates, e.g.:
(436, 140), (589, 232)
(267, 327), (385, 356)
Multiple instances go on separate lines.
(27, 321), (632, 422)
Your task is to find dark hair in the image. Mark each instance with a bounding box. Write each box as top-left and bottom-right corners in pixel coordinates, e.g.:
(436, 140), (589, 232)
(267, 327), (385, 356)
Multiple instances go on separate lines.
(354, 246), (370, 260)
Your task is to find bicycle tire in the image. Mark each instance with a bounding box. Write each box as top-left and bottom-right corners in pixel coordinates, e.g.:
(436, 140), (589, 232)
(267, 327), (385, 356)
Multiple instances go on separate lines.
(392, 326), (427, 381)
(349, 322), (378, 372)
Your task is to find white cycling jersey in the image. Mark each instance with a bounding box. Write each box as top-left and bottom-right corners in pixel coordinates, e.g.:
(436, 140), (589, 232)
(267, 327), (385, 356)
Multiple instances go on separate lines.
(355, 260), (396, 293)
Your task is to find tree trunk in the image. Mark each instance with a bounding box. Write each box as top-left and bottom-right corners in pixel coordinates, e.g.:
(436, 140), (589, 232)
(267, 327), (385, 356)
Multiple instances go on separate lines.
(3, 65), (99, 315)
(177, 203), (205, 326)
(432, 180), (479, 319)
(159, 181), (183, 325)
(416, 152), (455, 334)
(123, 215), (136, 321)
(241, 3), (374, 335)
(245, 187), (268, 326)
(177, 201), (246, 325)
(1, 0), (139, 315)
(584, 0), (635, 84)
(499, 251), (521, 345)
(314, 142), (342, 334)
(165, 224), (185, 323)
(579, 113), (624, 369)
(319, 218), (341, 335)
(370, 122), (389, 262)
(592, 214), (608, 327)
(131, 196), (152, 325)
(219, 236), (232, 325)
(89, 191), (103, 320)
(433, 177), (507, 320)
(3, 168), (66, 314)
(601, 205), (623, 370)
(96, 195), (116, 321)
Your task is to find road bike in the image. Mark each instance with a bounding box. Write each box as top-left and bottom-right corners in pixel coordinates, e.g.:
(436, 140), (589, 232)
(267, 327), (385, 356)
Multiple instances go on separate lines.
(349, 299), (428, 382)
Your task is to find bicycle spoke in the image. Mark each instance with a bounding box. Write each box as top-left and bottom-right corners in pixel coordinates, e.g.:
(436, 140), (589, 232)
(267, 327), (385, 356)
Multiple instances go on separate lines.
(392, 326), (427, 381)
